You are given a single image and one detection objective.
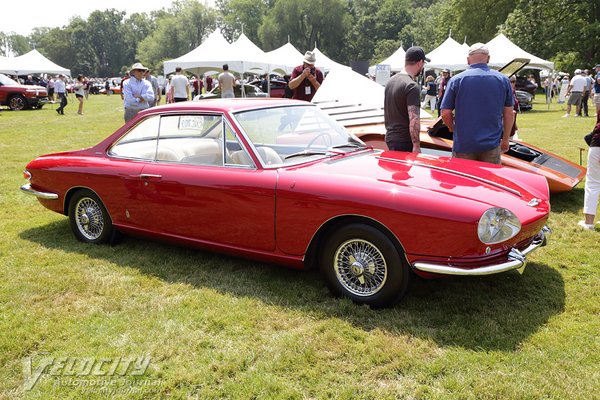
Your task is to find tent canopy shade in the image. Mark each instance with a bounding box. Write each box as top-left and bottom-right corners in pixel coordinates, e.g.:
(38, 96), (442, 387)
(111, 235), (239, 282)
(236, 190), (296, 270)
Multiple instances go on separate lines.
(485, 33), (554, 70)
(0, 49), (70, 76)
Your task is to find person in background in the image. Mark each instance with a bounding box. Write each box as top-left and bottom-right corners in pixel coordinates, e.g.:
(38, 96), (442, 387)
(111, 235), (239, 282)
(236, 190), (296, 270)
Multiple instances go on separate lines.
(171, 67), (190, 102)
(54, 74), (67, 115)
(558, 74), (569, 104)
(119, 71), (130, 100)
(122, 62), (154, 122)
(421, 75), (437, 111)
(593, 64), (600, 116)
(579, 117), (600, 230)
(83, 77), (90, 100)
(563, 69), (586, 117)
(288, 51), (323, 102)
(145, 69), (161, 107)
(218, 64), (237, 99)
(47, 76), (55, 102)
(384, 46), (429, 153)
(579, 69), (593, 117)
(165, 76), (174, 104)
(436, 69), (450, 117)
(205, 74), (213, 92)
(441, 43), (513, 164)
(74, 74), (85, 115)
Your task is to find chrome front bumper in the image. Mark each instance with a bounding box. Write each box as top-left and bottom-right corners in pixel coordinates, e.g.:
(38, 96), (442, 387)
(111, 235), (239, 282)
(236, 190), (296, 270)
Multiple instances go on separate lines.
(20, 183), (59, 200)
(412, 226), (550, 276)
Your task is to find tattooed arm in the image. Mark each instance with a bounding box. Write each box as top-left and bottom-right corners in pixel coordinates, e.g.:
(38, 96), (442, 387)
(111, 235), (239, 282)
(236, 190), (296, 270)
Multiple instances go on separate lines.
(407, 105), (421, 153)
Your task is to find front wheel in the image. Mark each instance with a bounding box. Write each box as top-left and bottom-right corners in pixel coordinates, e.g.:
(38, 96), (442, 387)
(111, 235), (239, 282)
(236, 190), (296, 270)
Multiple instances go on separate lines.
(68, 190), (114, 244)
(320, 223), (411, 308)
(9, 95), (26, 111)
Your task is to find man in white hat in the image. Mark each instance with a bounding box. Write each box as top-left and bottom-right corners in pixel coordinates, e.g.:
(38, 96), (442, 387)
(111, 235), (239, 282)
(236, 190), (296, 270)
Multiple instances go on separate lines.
(288, 51), (323, 102)
(441, 43), (514, 164)
(122, 62), (155, 122)
(563, 69), (586, 118)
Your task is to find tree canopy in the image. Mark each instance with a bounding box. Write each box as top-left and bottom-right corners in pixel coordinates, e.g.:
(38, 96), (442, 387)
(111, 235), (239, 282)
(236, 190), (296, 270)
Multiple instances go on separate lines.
(1, 0), (596, 76)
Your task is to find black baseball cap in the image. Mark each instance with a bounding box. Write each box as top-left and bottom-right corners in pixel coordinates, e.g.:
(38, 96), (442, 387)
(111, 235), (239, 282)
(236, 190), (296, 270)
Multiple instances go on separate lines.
(405, 46), (430, 63)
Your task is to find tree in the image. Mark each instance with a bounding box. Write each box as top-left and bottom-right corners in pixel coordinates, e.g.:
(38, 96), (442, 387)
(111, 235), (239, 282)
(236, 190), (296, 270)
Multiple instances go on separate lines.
(136, 0), (217, 73)
(216, 0), (269, 45)
(502, 0), (600, 72)
(258, 0), (351, 61)
(344, 0), (413, 64)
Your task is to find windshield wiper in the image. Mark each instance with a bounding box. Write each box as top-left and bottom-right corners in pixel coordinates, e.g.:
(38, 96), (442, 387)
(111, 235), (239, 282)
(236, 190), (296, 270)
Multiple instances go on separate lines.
(284, 150), (329, 160)
(329, 142), (366, 150)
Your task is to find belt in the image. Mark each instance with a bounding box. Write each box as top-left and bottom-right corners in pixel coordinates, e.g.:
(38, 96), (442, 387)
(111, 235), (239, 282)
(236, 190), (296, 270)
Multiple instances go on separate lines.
(571, 91), (582, 93)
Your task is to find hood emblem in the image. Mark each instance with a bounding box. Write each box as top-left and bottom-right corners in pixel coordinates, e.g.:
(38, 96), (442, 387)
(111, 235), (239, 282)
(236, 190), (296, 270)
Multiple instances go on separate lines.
(527, 198), (541, 207)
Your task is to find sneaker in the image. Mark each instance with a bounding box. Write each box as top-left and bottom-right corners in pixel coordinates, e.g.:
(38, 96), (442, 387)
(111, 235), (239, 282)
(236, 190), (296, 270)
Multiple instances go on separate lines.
(562, 114), (570, 118)
(577, 220), (595, 230)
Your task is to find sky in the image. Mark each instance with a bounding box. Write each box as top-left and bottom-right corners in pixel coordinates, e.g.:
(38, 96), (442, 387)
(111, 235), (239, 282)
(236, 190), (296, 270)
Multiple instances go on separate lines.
(3, 0), (216, 36)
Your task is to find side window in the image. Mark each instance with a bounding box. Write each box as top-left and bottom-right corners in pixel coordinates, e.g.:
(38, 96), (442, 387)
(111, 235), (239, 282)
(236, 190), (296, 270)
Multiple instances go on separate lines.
(225, 122), (254, 167)
(156, 114), (224, 166)
(108, 116), (160, 159)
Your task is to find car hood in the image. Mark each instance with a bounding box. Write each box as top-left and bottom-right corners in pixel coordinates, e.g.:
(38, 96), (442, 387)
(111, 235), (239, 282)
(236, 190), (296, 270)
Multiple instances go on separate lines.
(283, 150), (550, 212)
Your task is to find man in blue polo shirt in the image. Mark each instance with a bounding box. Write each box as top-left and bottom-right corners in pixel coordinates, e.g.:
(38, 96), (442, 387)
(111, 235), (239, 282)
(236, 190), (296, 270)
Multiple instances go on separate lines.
(440, 43), (514, 164)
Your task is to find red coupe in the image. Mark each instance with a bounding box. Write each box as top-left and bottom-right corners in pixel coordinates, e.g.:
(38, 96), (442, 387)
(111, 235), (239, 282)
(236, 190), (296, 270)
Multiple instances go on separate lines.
(21, 99), (551, 307)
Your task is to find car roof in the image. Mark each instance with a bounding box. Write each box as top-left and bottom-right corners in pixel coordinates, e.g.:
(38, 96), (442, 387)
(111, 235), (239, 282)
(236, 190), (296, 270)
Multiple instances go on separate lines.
(148, 98), (307, 113)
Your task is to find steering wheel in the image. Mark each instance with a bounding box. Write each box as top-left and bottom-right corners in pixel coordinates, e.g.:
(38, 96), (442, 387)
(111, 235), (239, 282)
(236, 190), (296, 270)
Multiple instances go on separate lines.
(306, 132), (332, 149)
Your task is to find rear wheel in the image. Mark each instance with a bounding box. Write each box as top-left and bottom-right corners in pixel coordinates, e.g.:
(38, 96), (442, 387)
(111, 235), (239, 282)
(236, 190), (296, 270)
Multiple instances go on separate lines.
(8, 95), (26, 111)
(68, 190), (114, 244)
(320, 223), (411, 308)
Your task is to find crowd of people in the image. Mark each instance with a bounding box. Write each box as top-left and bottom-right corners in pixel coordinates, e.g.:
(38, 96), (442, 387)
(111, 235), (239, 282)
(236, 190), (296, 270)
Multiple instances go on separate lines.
(383, 44), (600, 231)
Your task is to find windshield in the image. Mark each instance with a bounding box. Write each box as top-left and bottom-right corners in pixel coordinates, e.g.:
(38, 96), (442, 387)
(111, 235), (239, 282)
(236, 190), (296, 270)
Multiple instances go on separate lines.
(233, 104), (366, 165)
(0, 73), (18, 85)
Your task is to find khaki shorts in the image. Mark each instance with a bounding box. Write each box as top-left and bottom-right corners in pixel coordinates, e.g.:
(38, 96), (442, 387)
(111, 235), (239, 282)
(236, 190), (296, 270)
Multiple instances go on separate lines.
(568, 92), (582, 106)
(594, 93), (600, 105)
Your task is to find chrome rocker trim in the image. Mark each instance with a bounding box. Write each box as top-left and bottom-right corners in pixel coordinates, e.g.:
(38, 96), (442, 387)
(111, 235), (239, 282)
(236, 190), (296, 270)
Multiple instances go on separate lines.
(413, 226), (550, 276)
(20, 183), (59, 200)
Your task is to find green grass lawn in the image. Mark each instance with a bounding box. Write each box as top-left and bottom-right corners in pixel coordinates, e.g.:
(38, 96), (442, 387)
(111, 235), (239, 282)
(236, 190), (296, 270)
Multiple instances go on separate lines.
(1, 96), (599, 399)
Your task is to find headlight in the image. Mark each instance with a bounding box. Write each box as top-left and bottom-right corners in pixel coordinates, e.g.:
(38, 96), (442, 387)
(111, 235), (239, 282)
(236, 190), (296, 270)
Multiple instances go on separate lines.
(478, 208), (521, 244)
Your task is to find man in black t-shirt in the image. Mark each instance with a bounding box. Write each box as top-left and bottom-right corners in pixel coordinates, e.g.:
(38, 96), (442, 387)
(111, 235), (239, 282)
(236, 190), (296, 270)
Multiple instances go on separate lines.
(384, 46), (429, 152)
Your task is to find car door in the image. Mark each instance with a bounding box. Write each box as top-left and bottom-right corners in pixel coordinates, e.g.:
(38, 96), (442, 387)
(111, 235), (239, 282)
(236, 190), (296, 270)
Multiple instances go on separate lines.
(138, 113), (277, 252)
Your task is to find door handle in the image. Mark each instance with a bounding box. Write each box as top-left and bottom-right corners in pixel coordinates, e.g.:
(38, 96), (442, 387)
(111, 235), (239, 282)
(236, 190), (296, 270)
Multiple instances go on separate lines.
(139, 174), (162, 179)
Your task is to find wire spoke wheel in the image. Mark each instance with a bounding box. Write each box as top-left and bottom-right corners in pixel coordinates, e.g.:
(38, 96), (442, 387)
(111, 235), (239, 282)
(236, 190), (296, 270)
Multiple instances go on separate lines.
(69, 190), (113, 244)
(75, 197), (105, 240)
(334, 239), (387, 297)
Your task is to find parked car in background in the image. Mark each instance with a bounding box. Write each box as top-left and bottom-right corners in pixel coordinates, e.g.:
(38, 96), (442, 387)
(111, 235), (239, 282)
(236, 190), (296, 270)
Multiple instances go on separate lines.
(0, 73), (49, 110)
(515, 76), (537, 95)
(249, 78), (288, 98)
(194, 84), (267, 100)
(516, 90), (533, 111)
(21, 99), (551, 307)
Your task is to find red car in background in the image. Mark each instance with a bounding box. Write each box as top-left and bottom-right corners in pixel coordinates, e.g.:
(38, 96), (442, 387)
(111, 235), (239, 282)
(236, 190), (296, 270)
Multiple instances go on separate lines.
(249, 78), (288, 97)
(21, 99), (550, 307)
(0, 73), (48, 110)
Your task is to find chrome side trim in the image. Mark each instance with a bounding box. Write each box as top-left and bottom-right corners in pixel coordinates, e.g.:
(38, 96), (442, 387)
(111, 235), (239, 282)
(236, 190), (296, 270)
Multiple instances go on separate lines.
(413, 226), (549, 276)
(377, 156), (523, 197)
(20, 183), (59, 200)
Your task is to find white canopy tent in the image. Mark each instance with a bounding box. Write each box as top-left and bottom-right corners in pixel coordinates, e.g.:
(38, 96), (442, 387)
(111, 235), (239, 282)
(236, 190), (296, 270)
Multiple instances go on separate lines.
(426, 37), (469, 71)
(265, 42), (304, 75)
(0, 49), (70, 76)
(486, 34), (554, 70)
(164, 29), (288, 77)
(312, 47), (350, 74)
(368, 45), (406, 75)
